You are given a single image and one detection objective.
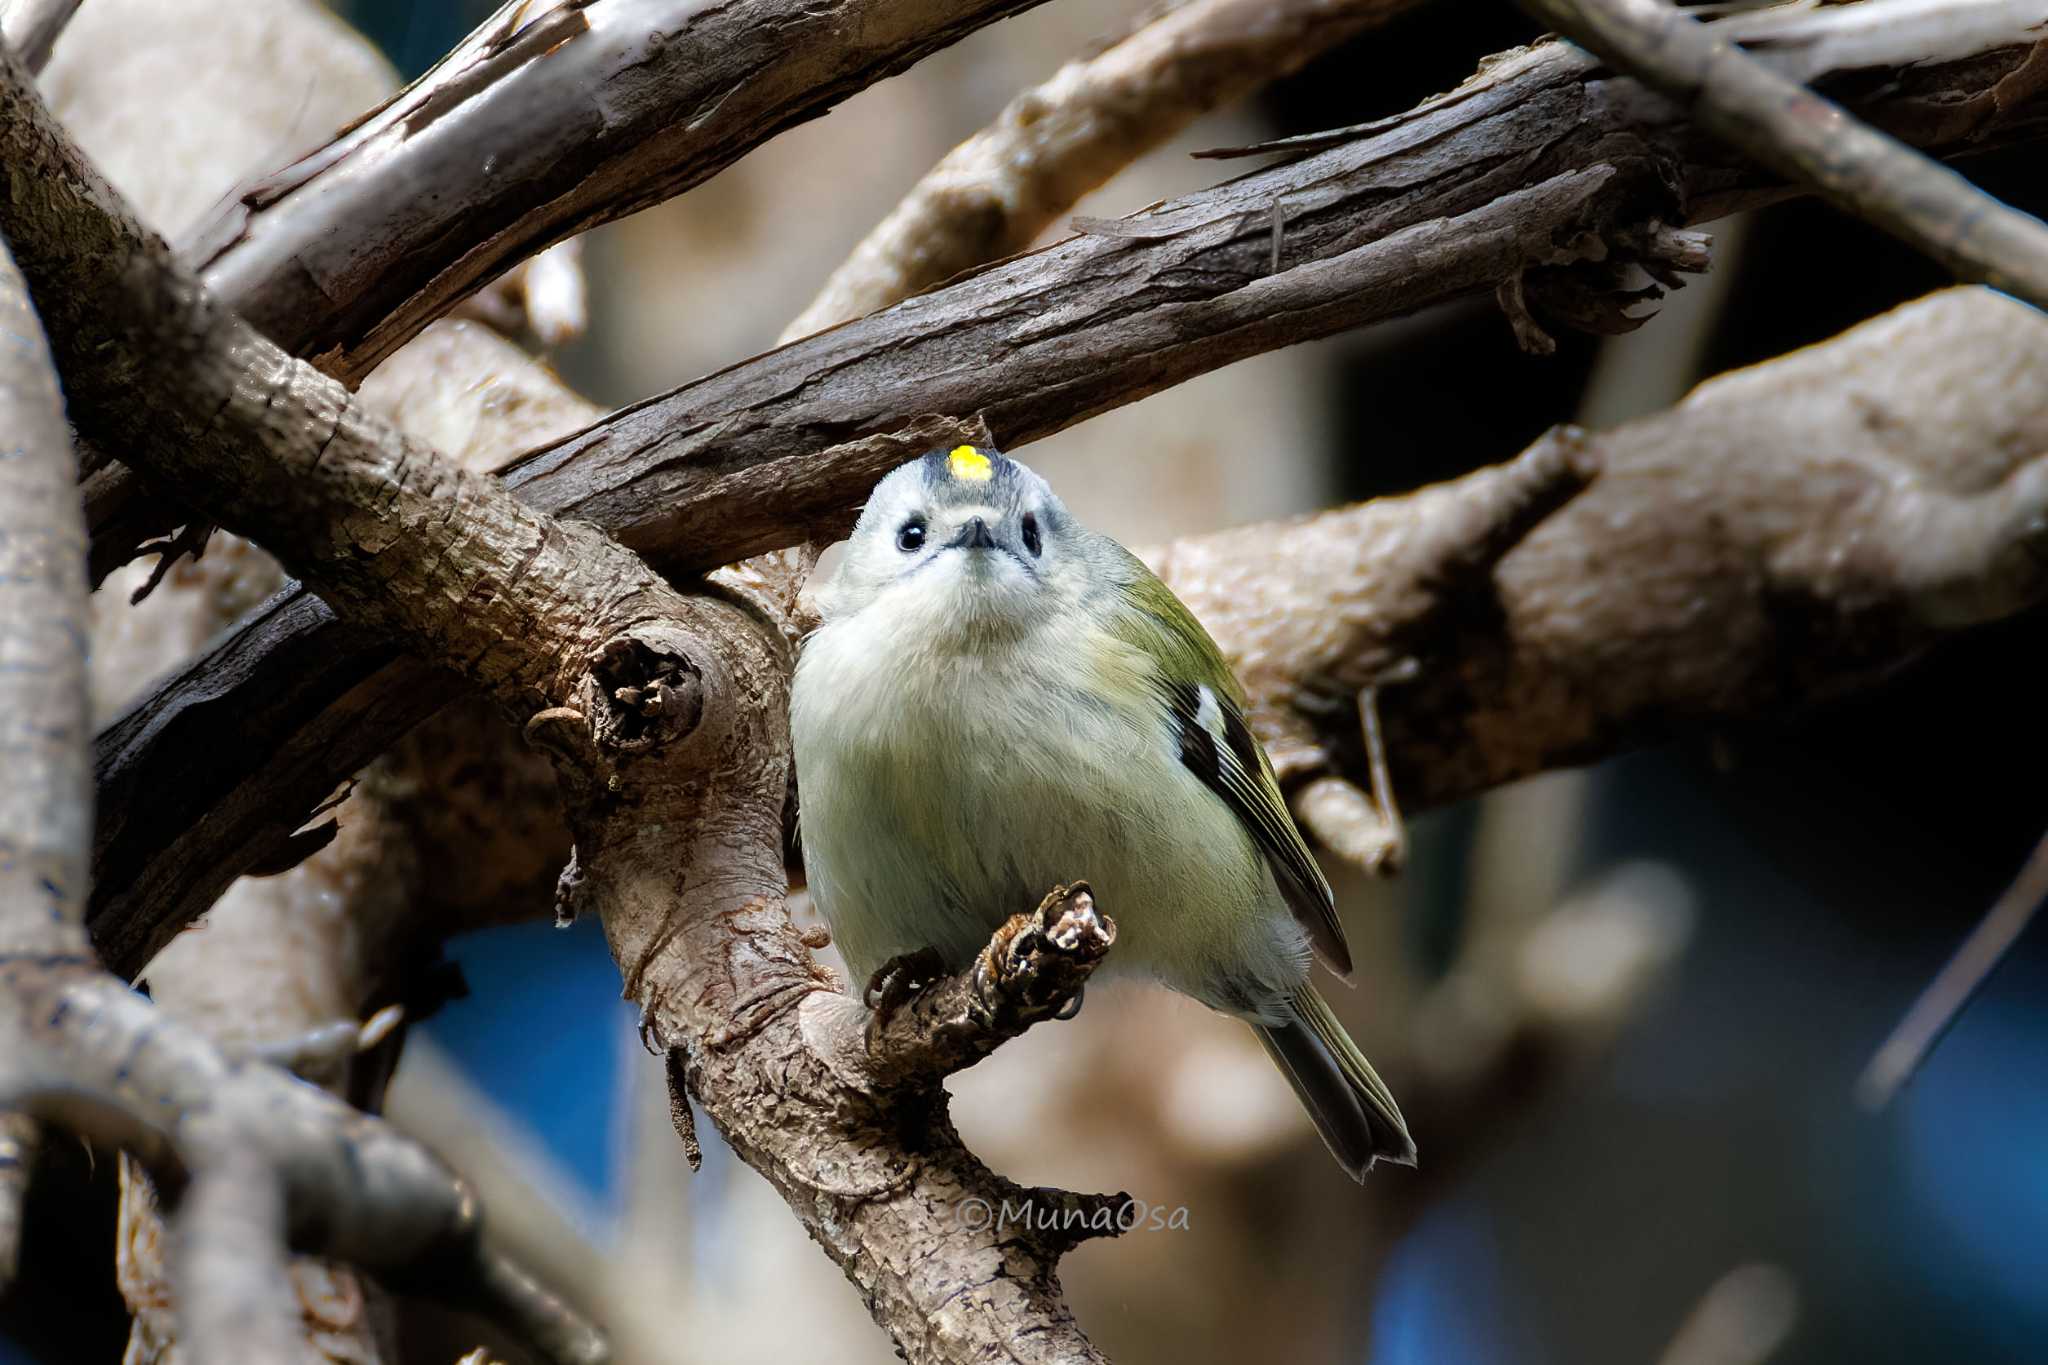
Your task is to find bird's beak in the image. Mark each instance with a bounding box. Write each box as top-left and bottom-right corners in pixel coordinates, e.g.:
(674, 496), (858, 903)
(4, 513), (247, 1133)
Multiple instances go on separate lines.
(946, 516), (1000, 551)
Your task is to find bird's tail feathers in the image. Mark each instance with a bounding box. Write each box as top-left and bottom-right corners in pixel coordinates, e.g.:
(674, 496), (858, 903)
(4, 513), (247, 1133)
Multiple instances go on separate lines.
(1253, 984), (1416, 1180)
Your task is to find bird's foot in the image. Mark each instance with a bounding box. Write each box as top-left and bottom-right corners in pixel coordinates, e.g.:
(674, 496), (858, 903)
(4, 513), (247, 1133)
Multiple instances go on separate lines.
(863, 946), (949, 1043)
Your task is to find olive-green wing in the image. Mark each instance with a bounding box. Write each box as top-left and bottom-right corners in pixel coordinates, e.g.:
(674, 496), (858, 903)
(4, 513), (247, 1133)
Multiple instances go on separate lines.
(1103, 549), (1351, 976)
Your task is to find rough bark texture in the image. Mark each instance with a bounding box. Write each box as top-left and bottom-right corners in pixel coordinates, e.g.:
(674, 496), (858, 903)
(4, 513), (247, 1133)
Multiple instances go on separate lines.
(13, 1), (2048, 1358)
(189, 0), (1057, 378)
(84, 13), (2048, 962)
(96, 5), (2048, 576)
(50, 18), (442, 1355)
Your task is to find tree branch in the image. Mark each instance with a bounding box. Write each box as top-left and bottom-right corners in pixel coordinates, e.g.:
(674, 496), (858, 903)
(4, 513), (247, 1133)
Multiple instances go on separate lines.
(197, 0), (1061, 380)
(1144, 284), (2048, 811)
(782, 0), (1422, 339)
(91, 0), (2048, 582)
(1519, 0), (2048, 310)
(0, 1112), (33, 1292)
(0, 232), (88, 968)
(0, 215), (82, 1309)
(171, 1149), (306, 1365)
(860, 883), (1118, 1089)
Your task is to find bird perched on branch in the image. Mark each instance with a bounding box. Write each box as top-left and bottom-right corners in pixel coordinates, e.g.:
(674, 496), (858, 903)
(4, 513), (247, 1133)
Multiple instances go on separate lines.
(790, 445), (1414, 1179)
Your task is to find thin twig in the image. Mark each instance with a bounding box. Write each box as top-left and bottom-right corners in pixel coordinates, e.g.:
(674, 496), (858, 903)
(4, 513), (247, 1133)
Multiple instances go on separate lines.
(1518, 0), (2048, 310)
(1857, 828), (2048, 1110)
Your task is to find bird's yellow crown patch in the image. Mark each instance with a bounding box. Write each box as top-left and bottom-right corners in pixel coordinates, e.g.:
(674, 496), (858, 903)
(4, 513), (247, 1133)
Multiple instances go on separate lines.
(948, 445), (993, 482)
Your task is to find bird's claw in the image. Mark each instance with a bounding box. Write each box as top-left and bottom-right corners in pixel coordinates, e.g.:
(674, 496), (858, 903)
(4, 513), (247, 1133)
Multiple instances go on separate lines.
(863, 945), (949, 1042)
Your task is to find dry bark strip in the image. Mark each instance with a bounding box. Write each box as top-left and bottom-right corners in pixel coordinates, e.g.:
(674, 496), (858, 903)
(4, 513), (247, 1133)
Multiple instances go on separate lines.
(85, 17), (2048, 976)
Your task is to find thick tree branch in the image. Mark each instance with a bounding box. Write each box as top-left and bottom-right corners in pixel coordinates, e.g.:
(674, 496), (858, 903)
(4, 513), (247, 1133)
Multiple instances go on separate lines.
(1520, 0), (2048, 309)
(0, 219), (83, 1308)
(91, 0), (2048, 581)
(194, 0), (1058, 381)
(0, 242), (87, 963)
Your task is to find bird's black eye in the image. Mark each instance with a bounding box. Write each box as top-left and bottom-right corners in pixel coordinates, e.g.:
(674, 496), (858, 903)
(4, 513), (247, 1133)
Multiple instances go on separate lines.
(897, 519), (926, 552)
(1021, 512), (1042, 557)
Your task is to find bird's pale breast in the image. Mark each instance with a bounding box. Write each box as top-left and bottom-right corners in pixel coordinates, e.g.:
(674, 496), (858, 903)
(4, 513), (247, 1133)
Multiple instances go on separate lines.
(792, 615), (1309, 1015)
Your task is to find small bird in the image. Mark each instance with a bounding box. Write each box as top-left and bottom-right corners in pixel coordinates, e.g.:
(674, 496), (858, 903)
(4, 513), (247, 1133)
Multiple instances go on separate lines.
(790, 445), (1414, 1178)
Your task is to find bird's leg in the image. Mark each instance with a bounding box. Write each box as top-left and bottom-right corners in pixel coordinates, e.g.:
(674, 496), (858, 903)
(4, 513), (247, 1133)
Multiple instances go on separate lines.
(863, 945), (950, 1033)
(1354, 657), (1417, 875)
(1292, 657), (1419, 878)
